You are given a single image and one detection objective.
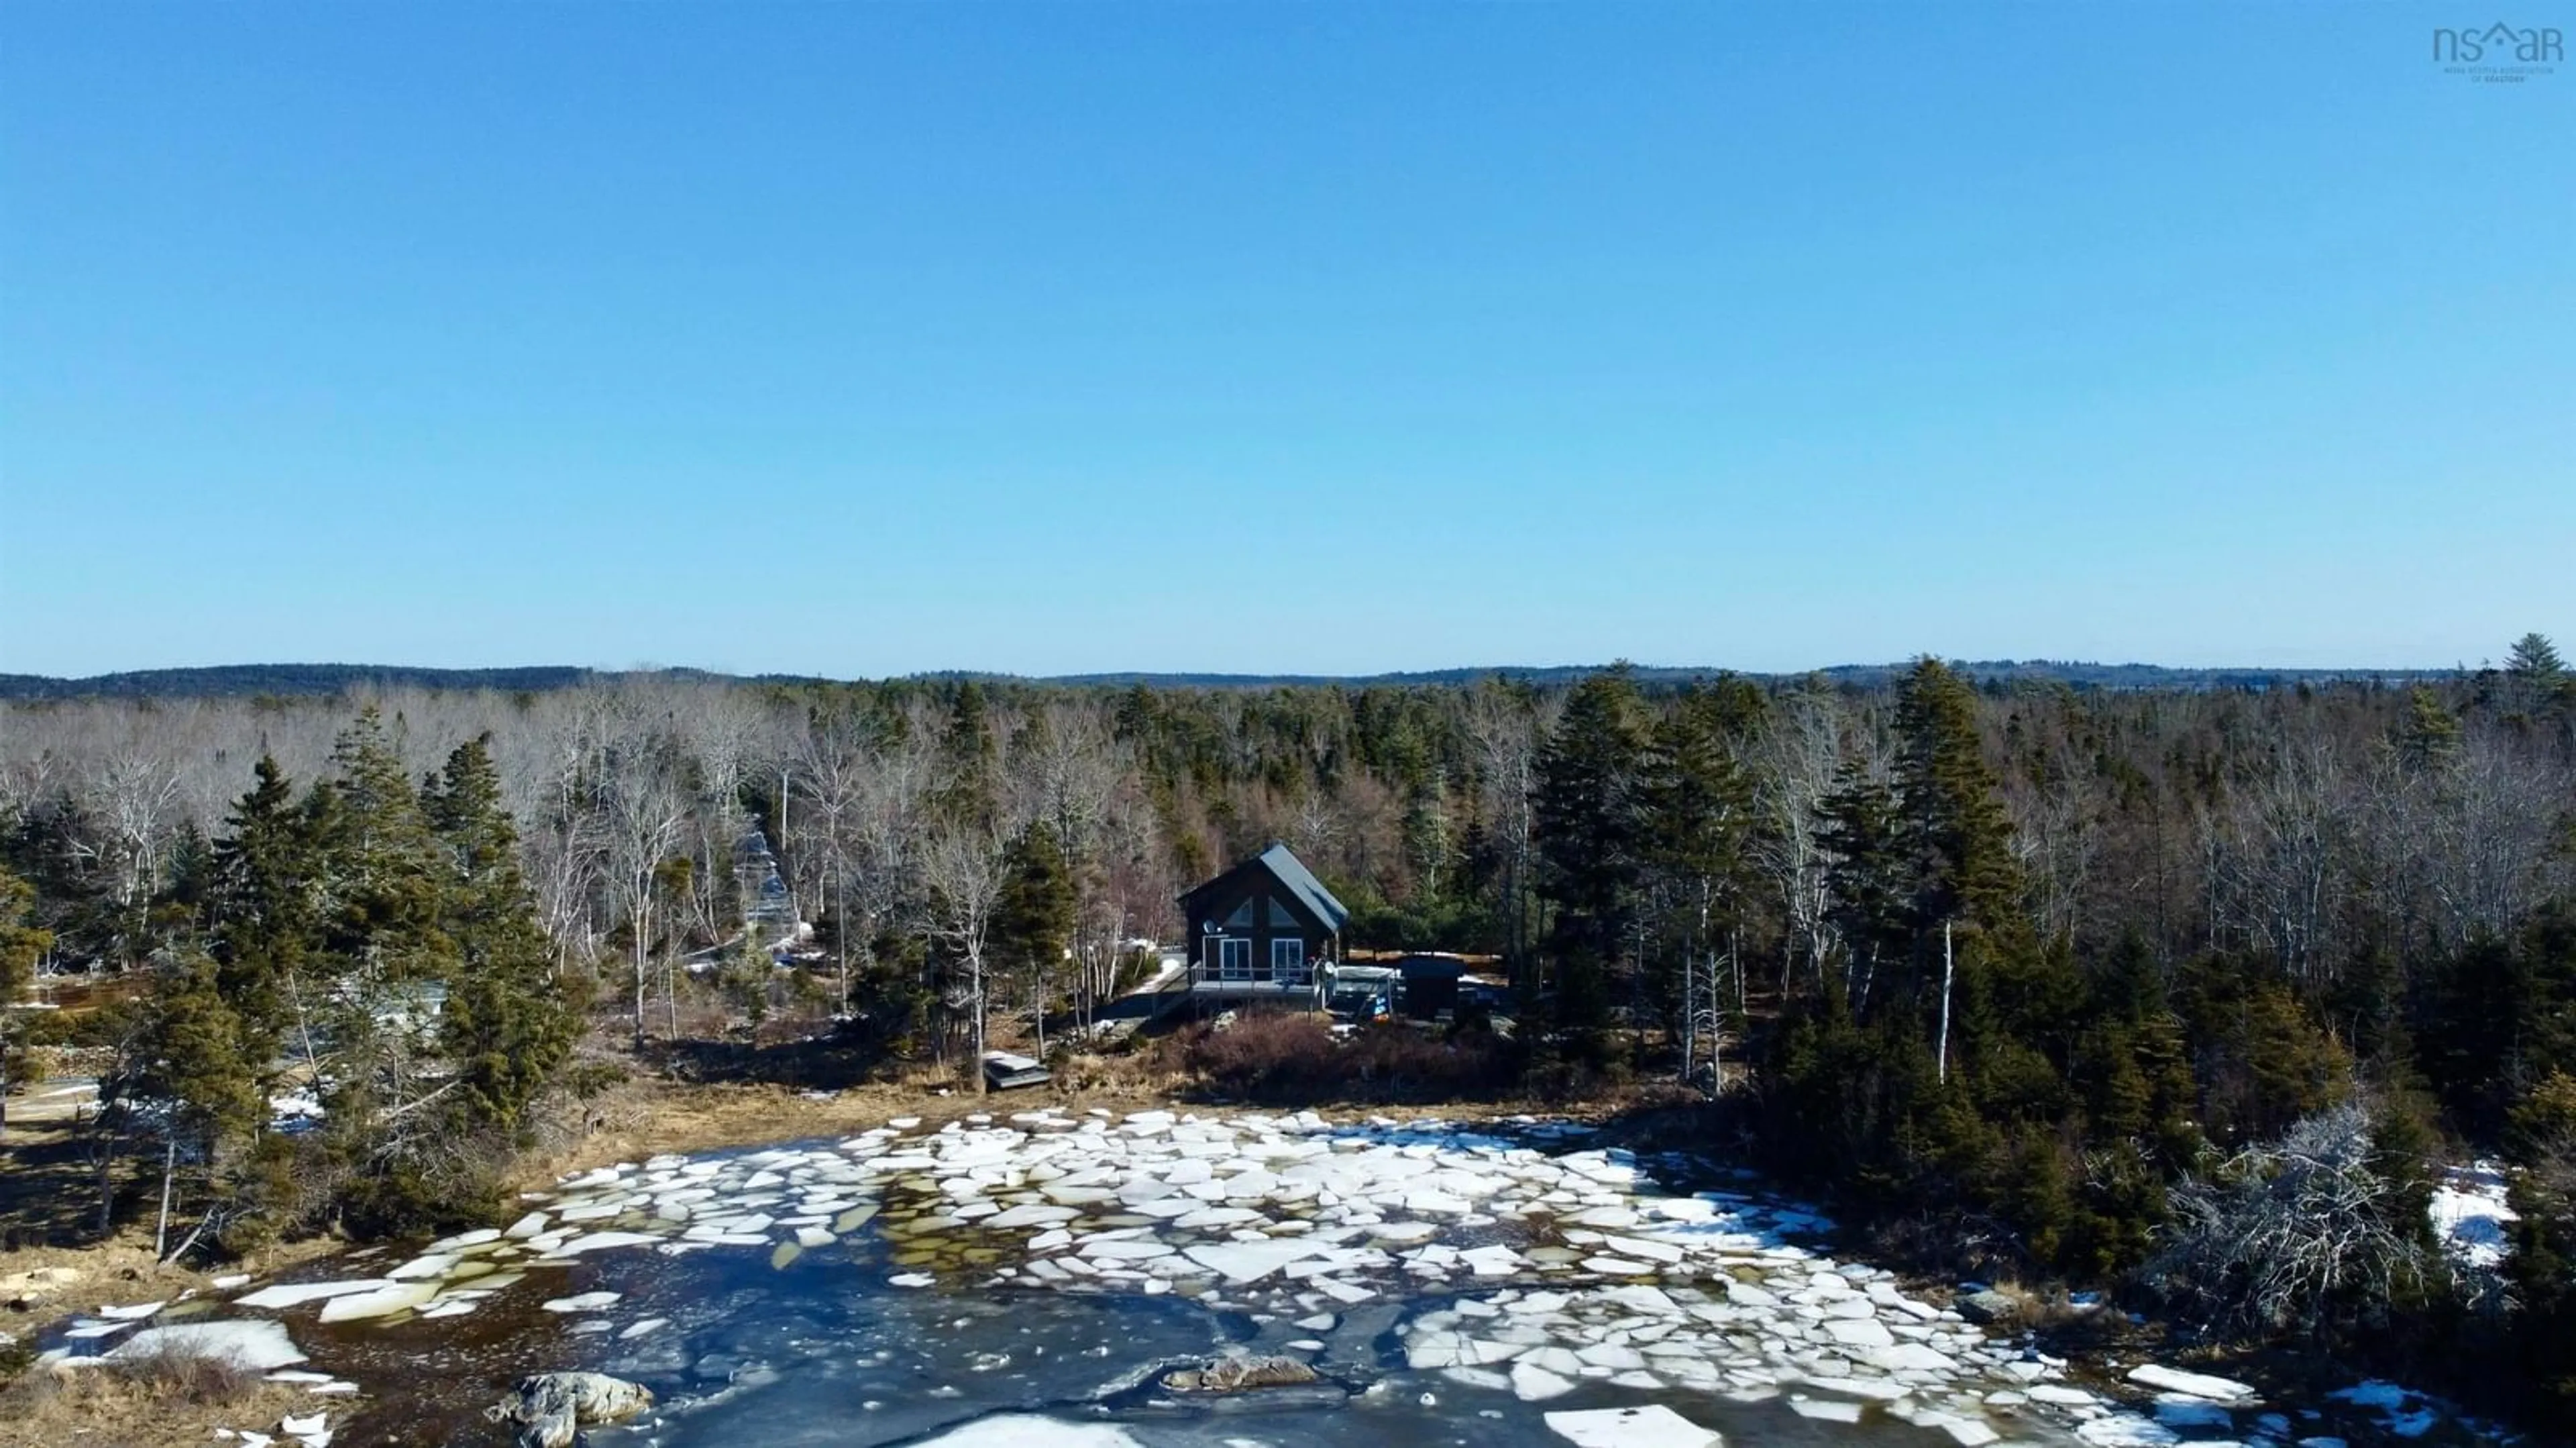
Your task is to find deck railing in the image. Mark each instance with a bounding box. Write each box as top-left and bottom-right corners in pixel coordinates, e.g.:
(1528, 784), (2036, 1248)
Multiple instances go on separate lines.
(1185, 958), (1318, 989)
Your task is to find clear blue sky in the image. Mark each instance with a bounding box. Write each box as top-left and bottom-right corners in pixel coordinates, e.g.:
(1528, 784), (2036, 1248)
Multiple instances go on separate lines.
(3, 3), (2569, 679)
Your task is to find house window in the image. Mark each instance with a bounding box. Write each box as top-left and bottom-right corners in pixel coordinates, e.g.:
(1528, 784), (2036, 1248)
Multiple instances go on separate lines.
(1266, 896), (1303, 929)
(1218, 936), (1252, 982)
(1271, 937), (1306, 984)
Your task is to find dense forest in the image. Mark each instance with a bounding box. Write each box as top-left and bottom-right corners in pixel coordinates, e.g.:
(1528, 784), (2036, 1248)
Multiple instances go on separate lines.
(2, 636), (2572, 1428)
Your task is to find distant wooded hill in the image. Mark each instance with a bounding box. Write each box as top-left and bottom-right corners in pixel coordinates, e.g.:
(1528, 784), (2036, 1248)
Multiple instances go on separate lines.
(0, 658), (2467, 701)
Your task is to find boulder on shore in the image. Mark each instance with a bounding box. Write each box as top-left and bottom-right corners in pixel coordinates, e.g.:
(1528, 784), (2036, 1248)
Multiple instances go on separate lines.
(1954, 1289), (2021, 1325)
(1159, 1354), (1322, 1394)
(498, 1371), (655, 1448)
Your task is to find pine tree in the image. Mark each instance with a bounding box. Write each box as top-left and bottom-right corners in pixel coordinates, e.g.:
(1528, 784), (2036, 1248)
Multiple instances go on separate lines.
(1641, 693), (1754, 1078)
(0, 865), (56, 1133)
(2396, 686), (2462, 770)
(2506, 631), (2565, 686)
(302, 710), (458, 1228)
(2503, 631), (2571, 722)
(209, 756), (313, 1088)
(423, 736), (578, 1132)
(1816, 761), (1911, 1017)
(310, 709), (448, 987)
(994, 820), (1077, 1055)
(1892, 658), (2024, 936)
(1534, 668), (1649, 1040)
(944, 681), (998, 825)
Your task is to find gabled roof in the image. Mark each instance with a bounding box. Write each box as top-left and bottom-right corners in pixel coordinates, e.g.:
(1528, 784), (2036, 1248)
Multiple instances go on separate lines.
(1256, 842), (1350, 933)
(1179, 841), (1350, 934)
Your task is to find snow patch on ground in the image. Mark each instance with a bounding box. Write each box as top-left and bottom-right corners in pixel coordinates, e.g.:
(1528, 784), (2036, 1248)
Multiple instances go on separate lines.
(2429, 1162), (2518, 1269)
(2330, 1380), (2443, 1438)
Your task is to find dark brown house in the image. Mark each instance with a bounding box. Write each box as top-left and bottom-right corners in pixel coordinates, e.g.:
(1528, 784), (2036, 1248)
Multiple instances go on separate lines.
(1178, 842), (1350, 1006)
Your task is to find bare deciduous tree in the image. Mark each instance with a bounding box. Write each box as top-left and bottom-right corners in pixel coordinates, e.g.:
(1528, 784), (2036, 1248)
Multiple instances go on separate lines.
(595, 732), (690, 1043)
(2147, 1102), (2435, 1339)
(923, 821), (1008, 1092)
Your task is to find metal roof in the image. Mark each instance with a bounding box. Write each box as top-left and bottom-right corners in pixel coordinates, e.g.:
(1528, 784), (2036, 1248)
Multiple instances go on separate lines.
(1256, 843), (1350, 933)
(1179, 841), (1350, 935)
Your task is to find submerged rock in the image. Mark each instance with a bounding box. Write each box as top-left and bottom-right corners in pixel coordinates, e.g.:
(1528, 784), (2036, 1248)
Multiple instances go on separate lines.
(497, 1370), (656, 1448)
(1158, 1353), (1322, 1394)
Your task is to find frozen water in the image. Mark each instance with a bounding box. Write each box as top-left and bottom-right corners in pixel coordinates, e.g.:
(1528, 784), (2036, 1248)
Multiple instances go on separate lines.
(234, 1280), (398, 1310)
(2129, 1363), (2253, 1402)
(911, 1420), (1145, 1447)
(152, 1109), (2502, 1448)
(1543, 1405), (1721, 1447)
(106, 1320), (307, 1372)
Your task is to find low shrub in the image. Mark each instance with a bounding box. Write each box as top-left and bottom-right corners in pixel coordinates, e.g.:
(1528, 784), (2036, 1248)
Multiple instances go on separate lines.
(1183, 1013), (1523, 1106)
(107, 1342), (261, 1404)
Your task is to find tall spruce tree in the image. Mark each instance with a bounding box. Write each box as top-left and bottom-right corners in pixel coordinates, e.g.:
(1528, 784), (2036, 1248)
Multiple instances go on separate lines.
(1642, 692), (1755, 1069)
(1534, 668), (1648, 1040)
(423, 735), (578, 1132)
(304, 709), (458, 1227)
(311, 708), (447, 988)
(994, 820), (1077, 1055)
(1815, 761), (1911, 1016)
(1891, 658), (2024, 937)
(209, 756), (313, 1088)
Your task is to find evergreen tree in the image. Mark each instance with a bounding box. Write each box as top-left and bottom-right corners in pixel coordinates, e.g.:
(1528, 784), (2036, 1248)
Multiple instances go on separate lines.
(303, 711), (448, 1013)
(1891, 658), (2023, 937)
(1640, 692), (1754, 1072)
(423, 736), (578, 1132)
(2505, 1072), (2576, 1420)
(126, 949), (264, 1254)
(1816, 762), (1911, 1015)
(0, 865), (55, 1133)
(994, 821), (1076, 1053)
(2506, 631), (2565, 687)
(1534, 668), (1649, 1040)
(302, 711), (463, 1229)
(943, 681), (998, 825)
(208, 756), (313, 1088)
(2396, 686), (2462, 770)
(2502, 631), (2575, 727)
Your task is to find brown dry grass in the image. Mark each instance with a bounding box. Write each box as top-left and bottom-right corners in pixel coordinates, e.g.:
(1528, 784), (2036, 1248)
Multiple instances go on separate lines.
(0, 1352), (326, 1448)
(515, 1053), (1213, 1186)
(512, 1032), (1643, 1190)
(0, 1233), (345, 1410)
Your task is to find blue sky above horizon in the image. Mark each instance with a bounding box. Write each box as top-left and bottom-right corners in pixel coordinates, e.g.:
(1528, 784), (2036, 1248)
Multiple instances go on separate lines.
(3, 3), (2569, 680)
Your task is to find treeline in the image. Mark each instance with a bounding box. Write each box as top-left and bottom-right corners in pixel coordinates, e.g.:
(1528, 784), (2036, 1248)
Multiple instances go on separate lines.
(0, 656), (2475, 704)
(0, 664), (602, 701)
(3, 636), (2573, 1420)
